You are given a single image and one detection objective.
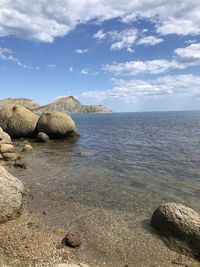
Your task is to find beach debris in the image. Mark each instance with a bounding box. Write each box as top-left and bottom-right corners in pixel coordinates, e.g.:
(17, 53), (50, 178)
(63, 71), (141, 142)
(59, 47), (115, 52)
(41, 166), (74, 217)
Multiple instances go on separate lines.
(62, 232), (82, 248)
(37, 132), (50, 142)
(151, 203), (200, 259)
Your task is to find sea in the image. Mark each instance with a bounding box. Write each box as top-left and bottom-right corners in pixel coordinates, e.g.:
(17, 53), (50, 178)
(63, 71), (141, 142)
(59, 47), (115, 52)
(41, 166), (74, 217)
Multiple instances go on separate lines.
(13, 111), (200, 266)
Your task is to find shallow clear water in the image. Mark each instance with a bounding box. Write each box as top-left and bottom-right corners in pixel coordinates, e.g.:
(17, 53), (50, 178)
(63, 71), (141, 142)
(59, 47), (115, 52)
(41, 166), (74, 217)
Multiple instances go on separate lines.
(19, 111), (200, 214)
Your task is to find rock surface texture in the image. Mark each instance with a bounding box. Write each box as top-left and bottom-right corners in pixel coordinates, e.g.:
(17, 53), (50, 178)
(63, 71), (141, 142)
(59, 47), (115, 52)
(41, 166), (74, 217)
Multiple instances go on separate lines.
(0, 105), (38, 138)
(0, 127), (12, 144)
(0, 165), (24, 223)
(37, 112), (76, 138)
(151, 203), (200, 259)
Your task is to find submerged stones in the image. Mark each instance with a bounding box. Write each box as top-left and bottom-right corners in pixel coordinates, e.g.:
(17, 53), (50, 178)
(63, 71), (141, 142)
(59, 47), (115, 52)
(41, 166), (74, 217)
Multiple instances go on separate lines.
(151, 203), (200, 259)
(37, 112), (76, 139)
(0, 165), (24, 223)
(0, 105), (38, 138)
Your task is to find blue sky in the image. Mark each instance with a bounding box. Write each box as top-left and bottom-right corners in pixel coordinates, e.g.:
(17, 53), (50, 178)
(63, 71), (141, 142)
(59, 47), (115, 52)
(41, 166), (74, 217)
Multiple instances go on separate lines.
(0, 1), (200, 112)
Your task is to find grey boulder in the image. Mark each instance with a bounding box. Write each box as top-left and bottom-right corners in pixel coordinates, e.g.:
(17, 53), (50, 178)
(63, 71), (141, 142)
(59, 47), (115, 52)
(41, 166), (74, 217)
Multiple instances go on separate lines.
(0, 165), (24, 223)
(151, 203), (200, 259)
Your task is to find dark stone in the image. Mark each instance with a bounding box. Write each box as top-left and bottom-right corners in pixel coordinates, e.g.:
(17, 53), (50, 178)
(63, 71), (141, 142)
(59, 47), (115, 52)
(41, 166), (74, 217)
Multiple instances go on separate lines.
(62, 232), (82, 248)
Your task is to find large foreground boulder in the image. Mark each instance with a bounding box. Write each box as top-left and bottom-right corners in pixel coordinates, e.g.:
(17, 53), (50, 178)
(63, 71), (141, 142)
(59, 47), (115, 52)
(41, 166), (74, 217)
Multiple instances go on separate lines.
(37, 112), (76, 139)
(151, 203), (200, 259)
(0, 165), (24, 223)
(0, 105), (38, 138)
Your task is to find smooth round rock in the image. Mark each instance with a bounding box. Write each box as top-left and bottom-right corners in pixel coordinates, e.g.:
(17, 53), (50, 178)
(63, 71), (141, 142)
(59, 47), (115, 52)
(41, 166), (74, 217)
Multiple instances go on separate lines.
(0, 105), (38, 138)
(37, 112), (76, 139)
(37, 132), (50, 142)
(151, 203), (200, 258)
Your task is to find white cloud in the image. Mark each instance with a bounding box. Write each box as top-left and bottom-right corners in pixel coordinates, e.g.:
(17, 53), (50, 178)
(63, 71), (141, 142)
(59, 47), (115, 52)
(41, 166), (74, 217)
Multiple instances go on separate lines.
(174, 43), (200, 61)
(110, 28), (138, 51)
(75, 48), (89, 54)
(80, 69), (88, 75)
(93, 28), (138, 52)
(1, 1), (199, 42)
(47, 64), (56, 68)
(103, 43), (200, 76)
(137, 36), (163, 46)
(69, 67), (73, 72)
(82, 75), (200, 103)
(0, 47), (31, 69)
(103, 59), (183, 75)
(93, 29), (106, 41)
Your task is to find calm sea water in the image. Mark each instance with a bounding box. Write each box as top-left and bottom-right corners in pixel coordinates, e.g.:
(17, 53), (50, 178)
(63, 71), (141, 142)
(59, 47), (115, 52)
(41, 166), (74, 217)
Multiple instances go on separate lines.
(19, 111), (200, 214)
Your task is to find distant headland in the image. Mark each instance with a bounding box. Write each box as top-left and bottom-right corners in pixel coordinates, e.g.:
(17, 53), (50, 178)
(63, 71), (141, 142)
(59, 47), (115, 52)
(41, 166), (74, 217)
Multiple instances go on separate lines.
(0, 96), (112, 114)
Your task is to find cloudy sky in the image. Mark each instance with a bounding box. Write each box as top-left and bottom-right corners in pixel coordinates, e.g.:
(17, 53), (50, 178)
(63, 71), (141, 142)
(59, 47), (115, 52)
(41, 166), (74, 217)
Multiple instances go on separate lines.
(0, 0), (200, 112)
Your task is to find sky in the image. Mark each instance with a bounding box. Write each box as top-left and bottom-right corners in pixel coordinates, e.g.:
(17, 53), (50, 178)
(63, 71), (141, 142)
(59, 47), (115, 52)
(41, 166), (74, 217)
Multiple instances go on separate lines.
(0, 1), (200, 112)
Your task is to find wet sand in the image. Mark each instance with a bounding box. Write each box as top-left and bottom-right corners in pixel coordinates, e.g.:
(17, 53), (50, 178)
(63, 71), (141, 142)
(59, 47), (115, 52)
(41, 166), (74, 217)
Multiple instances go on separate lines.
(0, 178), (199, 267)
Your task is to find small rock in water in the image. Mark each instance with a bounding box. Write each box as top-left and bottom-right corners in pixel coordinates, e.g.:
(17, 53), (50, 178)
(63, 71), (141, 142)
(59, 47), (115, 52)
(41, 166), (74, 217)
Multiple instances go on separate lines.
(22, 144), (33, 152)
(78, 151), (87, 157)
(37, 132), (50, 142)
(3, 152), (21, 161)
(62, 232), (82, 248)
(14, 159), (27, 169)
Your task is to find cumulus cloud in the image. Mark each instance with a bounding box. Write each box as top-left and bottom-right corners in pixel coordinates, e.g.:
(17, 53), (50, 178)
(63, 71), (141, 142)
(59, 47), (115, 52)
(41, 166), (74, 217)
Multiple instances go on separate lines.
(82, 75), (200, 103)
(0, 1), (200, 42)
(0, 47), (31, 69)
(75, 48), (89, 54)
(174, 43), (200, 61)
(137, 35), (163, 46)
(103, 43), (200, 75)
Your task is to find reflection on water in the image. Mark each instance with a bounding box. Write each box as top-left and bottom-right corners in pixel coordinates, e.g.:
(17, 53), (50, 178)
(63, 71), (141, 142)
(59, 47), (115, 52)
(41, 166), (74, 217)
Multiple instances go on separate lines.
(15, 111), (200, 215)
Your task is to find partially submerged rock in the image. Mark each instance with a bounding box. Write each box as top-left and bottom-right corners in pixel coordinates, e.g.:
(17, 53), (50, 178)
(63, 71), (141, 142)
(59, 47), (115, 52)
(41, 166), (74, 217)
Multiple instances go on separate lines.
(14, 159), (27, 169)
(0, 165), (24, 222)
(37, 112), (76, 139)
(22, 144), (33, 153)
(0, 105), (38, 138)
(37, 132), (50, 142)
(151, 203), (200, 259)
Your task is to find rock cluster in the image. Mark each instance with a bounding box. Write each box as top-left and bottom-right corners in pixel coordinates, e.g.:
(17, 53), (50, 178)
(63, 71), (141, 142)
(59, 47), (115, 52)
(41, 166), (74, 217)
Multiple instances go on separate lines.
(0, 105), (78, 140)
